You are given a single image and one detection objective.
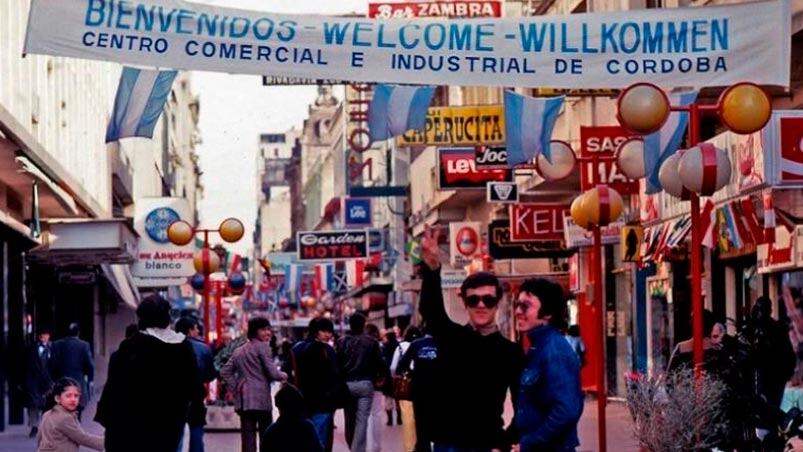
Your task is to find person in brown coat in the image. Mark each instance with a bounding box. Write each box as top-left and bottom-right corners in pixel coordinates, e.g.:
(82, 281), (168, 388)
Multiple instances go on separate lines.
(37, 377), (104, 452)
(221, 316), (288, 452)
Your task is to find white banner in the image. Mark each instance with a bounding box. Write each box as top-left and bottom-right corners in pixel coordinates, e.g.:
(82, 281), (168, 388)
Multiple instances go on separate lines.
(24, 0), (790, 88)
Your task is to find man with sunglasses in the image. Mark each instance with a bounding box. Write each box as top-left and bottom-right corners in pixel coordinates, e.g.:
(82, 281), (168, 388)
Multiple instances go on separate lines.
(418, 226), (524, 452)
(513, 278), (583, 451)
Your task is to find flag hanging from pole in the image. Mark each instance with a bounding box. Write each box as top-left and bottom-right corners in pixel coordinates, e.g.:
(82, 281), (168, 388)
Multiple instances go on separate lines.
(504, 91), (564, 165)
(106, 67), (178, 142)
(287, 264), (303, 305)
(700, 199), (717, 249)
(643, 91), (698, 194)
(368, 84), (436, 142)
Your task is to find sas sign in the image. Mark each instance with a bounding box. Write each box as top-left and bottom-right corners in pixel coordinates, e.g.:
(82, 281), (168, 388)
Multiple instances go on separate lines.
(579, 126), (639, 195)
(297, 230), (369, 261)
(344, 198), (372, 226)
(439, 148), (512, 190)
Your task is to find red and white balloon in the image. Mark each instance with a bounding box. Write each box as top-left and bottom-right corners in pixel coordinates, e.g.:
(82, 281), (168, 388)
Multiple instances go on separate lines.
(677, 143), (732, 196)
(658, 152), (689, 199)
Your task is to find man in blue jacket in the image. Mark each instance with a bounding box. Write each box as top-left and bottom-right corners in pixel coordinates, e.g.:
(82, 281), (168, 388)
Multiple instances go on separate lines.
(175, 316), (217, 452)
(514, 278), (584, 452)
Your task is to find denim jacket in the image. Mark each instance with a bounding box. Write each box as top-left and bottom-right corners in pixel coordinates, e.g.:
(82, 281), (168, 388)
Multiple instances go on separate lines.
(516, 325), (584, 451)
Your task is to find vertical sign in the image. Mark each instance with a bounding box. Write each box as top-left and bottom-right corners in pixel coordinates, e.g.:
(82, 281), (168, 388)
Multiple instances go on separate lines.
(449, 222), (481, 267)
(579, 126), (639, 194)
(132, 197), (195, 278)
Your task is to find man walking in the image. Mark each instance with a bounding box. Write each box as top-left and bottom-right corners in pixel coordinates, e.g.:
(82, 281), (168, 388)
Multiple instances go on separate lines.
(292, 316), (342, 451)
(49, 323), (94, 420)
(418, 226), (524, 451)
(514, 278), (584, 451)
(175, 317), (217, 452)
(336, 313), (385, 452)
(24, 327), (52, 438)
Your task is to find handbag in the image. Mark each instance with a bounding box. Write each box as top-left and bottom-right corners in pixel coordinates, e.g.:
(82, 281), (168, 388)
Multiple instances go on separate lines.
(392, 372), (413, 401)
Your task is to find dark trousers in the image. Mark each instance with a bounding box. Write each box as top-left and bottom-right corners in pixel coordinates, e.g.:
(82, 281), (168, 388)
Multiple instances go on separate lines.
(413, 402), (432, 452)
(239, 410), (273, 452)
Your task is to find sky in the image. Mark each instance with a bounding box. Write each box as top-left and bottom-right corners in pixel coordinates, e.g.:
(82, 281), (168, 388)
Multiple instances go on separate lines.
(193, 0), (367, 255)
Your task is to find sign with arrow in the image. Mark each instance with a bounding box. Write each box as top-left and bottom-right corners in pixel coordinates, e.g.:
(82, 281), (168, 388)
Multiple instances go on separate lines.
(487, 181), (519, 204)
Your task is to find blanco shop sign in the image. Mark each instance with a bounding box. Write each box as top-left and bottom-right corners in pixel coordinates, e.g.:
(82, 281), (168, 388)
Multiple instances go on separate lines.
(131, 197), (194, 279)
(24, 0), (790, 89)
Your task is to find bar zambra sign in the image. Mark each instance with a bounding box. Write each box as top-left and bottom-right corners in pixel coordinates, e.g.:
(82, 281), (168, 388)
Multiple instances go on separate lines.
(398, 105), (504, 146)
(368, 1), (502, 19)
(297, 230), (369, 261)
(25, 0), (790, 88)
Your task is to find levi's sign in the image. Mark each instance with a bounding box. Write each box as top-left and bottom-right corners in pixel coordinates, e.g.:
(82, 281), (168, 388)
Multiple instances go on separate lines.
(25, 0), (790, 89)
(509, 204), (569, 242)
(297, 230), (369, 261)
(439, 148), (513, 190)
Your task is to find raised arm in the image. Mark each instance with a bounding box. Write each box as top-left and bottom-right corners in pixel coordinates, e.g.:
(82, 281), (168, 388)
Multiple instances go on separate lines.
(418, 226), (456, 335)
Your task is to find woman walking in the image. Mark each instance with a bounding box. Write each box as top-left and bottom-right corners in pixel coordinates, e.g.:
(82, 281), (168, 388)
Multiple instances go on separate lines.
(221, 316), (288, 452)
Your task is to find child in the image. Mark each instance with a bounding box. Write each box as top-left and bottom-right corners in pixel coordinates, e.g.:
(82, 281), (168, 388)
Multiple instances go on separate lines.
(260, 384), (322, 452)
(37, 377), (104, 452)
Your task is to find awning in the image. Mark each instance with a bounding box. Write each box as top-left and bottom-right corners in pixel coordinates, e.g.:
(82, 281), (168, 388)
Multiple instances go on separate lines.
(101, 263), (140, 309)
(28, 218), (138, 266)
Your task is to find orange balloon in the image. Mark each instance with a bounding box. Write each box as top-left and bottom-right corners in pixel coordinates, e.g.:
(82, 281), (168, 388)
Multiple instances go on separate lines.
(167, 220), (194, 246)
(583, 186), (624, 227)
(193, 248), (221, 274)
(219, 218), (244, 243)
(617, 83), (670, 135)
(570, 194), (591, 230)
(719, 83), (771, 134)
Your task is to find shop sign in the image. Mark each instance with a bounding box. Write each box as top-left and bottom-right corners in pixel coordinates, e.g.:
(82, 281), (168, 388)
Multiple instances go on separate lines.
(563, 216), (623, 248)
(486, 181), (519, 203)
(509, 204), (568, 242)
(449, 222), (482, 267)
(779, 115), (803, 184)
(568, 254), (580, 292)
(297, 230), (369, 261)
(368, 1), (502, 19)
(620, 225), (644, 262)
(441, 269), (468, 289)
(579, 126), (639, 195)
(438, 148), (513, 190)
(132, 197), (194, 279)
(533, 88), (618, 97)
(400, 106), (504, 146)
(343, 198), (372, 227)
(474, 146), (509, 169)
(488, 220), (570, 259)
(757, 226), (801, 274)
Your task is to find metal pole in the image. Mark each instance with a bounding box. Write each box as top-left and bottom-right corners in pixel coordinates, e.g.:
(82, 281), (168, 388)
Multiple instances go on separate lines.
(216, 281), (223, 346)
(593, 224), (607, 452)
(202, 231), (211, 343)
(688, 104), (704, 374)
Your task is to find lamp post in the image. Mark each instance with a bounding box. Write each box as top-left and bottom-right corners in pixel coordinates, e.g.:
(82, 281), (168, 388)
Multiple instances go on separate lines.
(167, 217), (245, 344)
(616, 82), (771, 373)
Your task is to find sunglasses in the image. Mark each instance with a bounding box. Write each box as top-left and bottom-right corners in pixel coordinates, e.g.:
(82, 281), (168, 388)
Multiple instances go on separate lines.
(464, 294), (500, 308)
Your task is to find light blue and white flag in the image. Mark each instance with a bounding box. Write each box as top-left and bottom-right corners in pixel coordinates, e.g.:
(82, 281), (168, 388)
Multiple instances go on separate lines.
(286, 264), (303, 305)
(643, 90), (699, 194)
(368, 84), (436, 142)
(106, 67), (178, 143)
(504, 91), (564, 166)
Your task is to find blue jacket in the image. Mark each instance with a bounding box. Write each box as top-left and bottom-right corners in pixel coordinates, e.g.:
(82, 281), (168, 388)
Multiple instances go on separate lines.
(188, 336), (217, 384)
(516, 325), (583, 452)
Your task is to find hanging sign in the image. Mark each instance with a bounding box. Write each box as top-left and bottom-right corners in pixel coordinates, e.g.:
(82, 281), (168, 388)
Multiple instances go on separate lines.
(488, 220), (571, 259)
(509, 204), (569, 242)
(563, 216), (623, 248)
(487, 181), (519, 203)
(343, 198), (373, 227)
(368, 1), (503, 19)
(438, 148), (513, 190)
(620, 225), (644, 262)
(450, 222), (482, 267)
(579, 126), (639, 195)
(475, 146), (509, 169)
(24, 0), (790, 88)
(297, 230), (369, 261)
(399, 106), (504, 146)
(132, 197), (195, 279)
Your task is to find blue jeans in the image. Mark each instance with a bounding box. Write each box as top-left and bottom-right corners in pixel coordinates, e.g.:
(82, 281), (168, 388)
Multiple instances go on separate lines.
(308, 412), (334, 449)
(177, 424), (204, 452)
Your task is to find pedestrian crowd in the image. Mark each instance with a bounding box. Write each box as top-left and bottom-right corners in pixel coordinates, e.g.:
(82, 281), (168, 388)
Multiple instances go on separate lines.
(22, 226), (801, 452)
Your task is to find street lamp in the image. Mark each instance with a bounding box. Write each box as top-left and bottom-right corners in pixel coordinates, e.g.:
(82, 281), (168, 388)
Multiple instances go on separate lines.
(569, 184), (624, 452)
(167, 217), (245, 344)
(616, 82), (771, 375)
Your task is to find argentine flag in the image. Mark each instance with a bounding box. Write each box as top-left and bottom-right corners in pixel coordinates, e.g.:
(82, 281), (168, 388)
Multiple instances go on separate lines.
(106, 67), (178, 143)
(286, 264), (303, 306)
(504, 91), (564, 166)
(368, 84), (436, 142)
(315, 263), (335, 293)
(643, 90), (699, 194)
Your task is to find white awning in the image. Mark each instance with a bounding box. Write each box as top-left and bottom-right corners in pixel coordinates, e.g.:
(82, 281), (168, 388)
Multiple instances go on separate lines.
(101, 263), (140, 309)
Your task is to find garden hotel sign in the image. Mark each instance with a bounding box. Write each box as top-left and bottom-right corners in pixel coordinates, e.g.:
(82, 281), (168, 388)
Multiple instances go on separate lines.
(25, 0), (790, 88)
